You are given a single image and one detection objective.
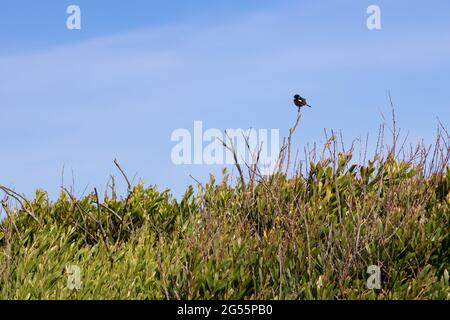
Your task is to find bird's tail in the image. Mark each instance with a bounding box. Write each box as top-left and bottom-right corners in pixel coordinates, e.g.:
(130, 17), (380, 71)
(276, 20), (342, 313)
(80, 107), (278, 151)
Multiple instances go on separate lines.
(306, 104), (312, 108)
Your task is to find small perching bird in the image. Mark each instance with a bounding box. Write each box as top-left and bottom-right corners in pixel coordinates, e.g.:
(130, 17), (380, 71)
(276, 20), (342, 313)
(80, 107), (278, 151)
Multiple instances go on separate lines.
(293, 94), (312, 110)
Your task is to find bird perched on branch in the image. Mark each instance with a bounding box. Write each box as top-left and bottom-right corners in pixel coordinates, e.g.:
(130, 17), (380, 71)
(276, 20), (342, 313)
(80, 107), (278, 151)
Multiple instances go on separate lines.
(293, 94), (312, 110)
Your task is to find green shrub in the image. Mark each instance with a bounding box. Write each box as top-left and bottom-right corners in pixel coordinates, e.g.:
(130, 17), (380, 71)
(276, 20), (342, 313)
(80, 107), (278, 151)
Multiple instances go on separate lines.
(1, 119), (449, 299)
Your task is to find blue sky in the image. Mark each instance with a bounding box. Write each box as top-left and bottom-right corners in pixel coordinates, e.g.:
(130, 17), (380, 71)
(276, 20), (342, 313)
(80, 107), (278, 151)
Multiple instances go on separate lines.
(0, 0), (449, 200)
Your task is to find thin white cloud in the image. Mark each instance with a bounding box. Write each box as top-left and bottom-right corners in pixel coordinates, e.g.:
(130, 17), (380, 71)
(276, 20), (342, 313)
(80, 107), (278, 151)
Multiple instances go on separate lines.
(1, 4), (449, 103)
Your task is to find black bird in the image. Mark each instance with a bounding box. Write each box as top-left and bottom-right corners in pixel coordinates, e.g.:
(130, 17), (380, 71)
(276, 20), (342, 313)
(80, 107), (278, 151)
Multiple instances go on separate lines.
(293, 94), (312, 110)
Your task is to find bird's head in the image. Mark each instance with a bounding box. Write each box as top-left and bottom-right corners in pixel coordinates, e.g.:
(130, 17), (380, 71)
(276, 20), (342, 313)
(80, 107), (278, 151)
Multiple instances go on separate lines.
(294, 94), (300, 99)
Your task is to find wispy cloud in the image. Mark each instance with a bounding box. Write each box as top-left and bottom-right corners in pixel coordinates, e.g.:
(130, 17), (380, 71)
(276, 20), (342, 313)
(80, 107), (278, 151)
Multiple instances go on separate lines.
(2, 3), (450, 100)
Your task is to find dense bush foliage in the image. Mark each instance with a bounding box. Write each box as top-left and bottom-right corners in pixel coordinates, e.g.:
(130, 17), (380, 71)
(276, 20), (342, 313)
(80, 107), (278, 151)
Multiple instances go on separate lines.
(1, 119), (449, 299)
